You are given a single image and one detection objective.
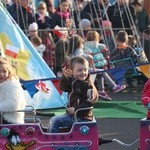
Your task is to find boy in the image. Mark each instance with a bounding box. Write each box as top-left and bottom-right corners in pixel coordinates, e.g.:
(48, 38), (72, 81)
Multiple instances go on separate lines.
(111, 30), (148, 87)
(48, 56), (98, 133)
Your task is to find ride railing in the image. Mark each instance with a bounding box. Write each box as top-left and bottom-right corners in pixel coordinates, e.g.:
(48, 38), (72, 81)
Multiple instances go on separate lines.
(0, 105), (38, 124)
(24, 27), (145, 72)
(74, 106), (94, 122)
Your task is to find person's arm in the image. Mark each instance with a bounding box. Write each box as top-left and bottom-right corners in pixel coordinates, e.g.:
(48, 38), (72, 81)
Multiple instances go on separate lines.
(138, 10), (149, 32)
(59, 66), (72, 92)
(128, 47), (138, 64)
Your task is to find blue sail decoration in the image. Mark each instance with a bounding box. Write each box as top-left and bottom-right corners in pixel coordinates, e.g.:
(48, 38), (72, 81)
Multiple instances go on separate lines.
(0, 3), (67, 109)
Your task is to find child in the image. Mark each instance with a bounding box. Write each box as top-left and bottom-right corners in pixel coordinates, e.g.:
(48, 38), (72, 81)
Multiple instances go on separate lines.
(128, 35), (137, 48)
(111, 30), (138, 62)
(41, 31), (56, 70)
(54, 28), (69, 77)
(78, 19), (92, 38)
(30, 36), (46, 57)
(35, 1), (51, 29)
(28, 22), (38, 39)
(50, 0), (72, 29)
(67, 34), (94, 70)
(0, 56), (26, 124)
(50, 0), (72, 42)
(102, 20), (115, 52)
(48, 56), (99, 133)
(68, 34), (84, 57)
(128, 34), (148, 63)
(111, 30), (148, 87)
(84, 30), (109, 69)
(141, 79), (150, 119)
(84, 30), (126, 101)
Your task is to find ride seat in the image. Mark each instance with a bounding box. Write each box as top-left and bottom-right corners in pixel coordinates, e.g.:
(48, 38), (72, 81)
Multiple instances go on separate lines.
(59, 106), (94, 133)
(110, 57), (141, 77)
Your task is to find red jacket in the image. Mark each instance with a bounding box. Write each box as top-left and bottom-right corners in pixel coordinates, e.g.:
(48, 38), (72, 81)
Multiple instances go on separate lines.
(141, 79), (150, 119)
(142, 79), (150, 106)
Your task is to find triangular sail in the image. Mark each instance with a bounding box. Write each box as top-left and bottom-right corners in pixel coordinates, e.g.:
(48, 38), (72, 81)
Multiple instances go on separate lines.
(0, 3), (67, 109)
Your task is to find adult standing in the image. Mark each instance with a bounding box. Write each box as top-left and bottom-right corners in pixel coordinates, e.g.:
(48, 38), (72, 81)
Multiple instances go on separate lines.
(72, 0), (91, 29)
(83, 0), (111, 29)
(7, 0), (34, 32)
(43, 0), (56, 17)
(107, 0), (136, 34)
(136, 0), (150, 61)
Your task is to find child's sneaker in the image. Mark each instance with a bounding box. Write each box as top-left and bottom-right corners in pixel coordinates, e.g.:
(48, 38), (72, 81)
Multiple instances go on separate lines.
(113, 85), (126, 93)
(99, 91), (112, 101)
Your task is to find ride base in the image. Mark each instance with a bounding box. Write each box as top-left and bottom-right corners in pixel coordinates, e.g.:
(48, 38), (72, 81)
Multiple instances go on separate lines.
(0, 121), (99, 149)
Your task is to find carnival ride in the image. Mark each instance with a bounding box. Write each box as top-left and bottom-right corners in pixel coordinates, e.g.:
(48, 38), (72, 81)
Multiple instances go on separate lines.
(0, 105), (147, 150)
(0, 0), (150, 150)
(0, 106), (100, 150)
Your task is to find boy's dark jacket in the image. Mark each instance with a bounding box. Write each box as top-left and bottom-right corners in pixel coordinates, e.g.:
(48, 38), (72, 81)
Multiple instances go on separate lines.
(59, 74), (98, 120)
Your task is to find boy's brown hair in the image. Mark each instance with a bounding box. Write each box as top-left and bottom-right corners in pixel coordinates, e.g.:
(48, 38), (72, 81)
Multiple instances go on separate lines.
(69, 56), (89, 70)
(116, 30), (128, 43)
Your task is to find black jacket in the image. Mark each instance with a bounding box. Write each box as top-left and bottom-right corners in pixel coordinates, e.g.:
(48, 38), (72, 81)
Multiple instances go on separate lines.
(35, 13), (51, 29)
(50, 13), (67, 29)
(73, 9), (91, 29)
(107, 3), (136, 33)
(7, 4), (34, 31)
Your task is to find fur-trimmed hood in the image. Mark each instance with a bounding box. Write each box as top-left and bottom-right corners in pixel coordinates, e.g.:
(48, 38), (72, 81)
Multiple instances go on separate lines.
(0, 79), (27, 124)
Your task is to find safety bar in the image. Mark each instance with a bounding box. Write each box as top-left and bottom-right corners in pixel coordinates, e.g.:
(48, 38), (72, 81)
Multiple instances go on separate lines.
(0, 105), (37, 124)
(74, 106), (94, 122)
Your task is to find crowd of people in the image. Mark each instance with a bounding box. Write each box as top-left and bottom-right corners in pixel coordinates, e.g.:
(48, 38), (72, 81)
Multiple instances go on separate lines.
(1, 0), (149, 97)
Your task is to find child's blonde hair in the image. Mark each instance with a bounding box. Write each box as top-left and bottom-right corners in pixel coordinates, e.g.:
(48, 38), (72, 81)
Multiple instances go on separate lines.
(0, 56), (18, 80)
(86, 31), (100, 42)
(38, 2), (47, 12)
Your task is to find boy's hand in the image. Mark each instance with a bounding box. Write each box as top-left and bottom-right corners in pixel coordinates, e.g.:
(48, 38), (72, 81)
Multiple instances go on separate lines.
(67, 107), (75, 114)
(62, 67), (72, 78)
